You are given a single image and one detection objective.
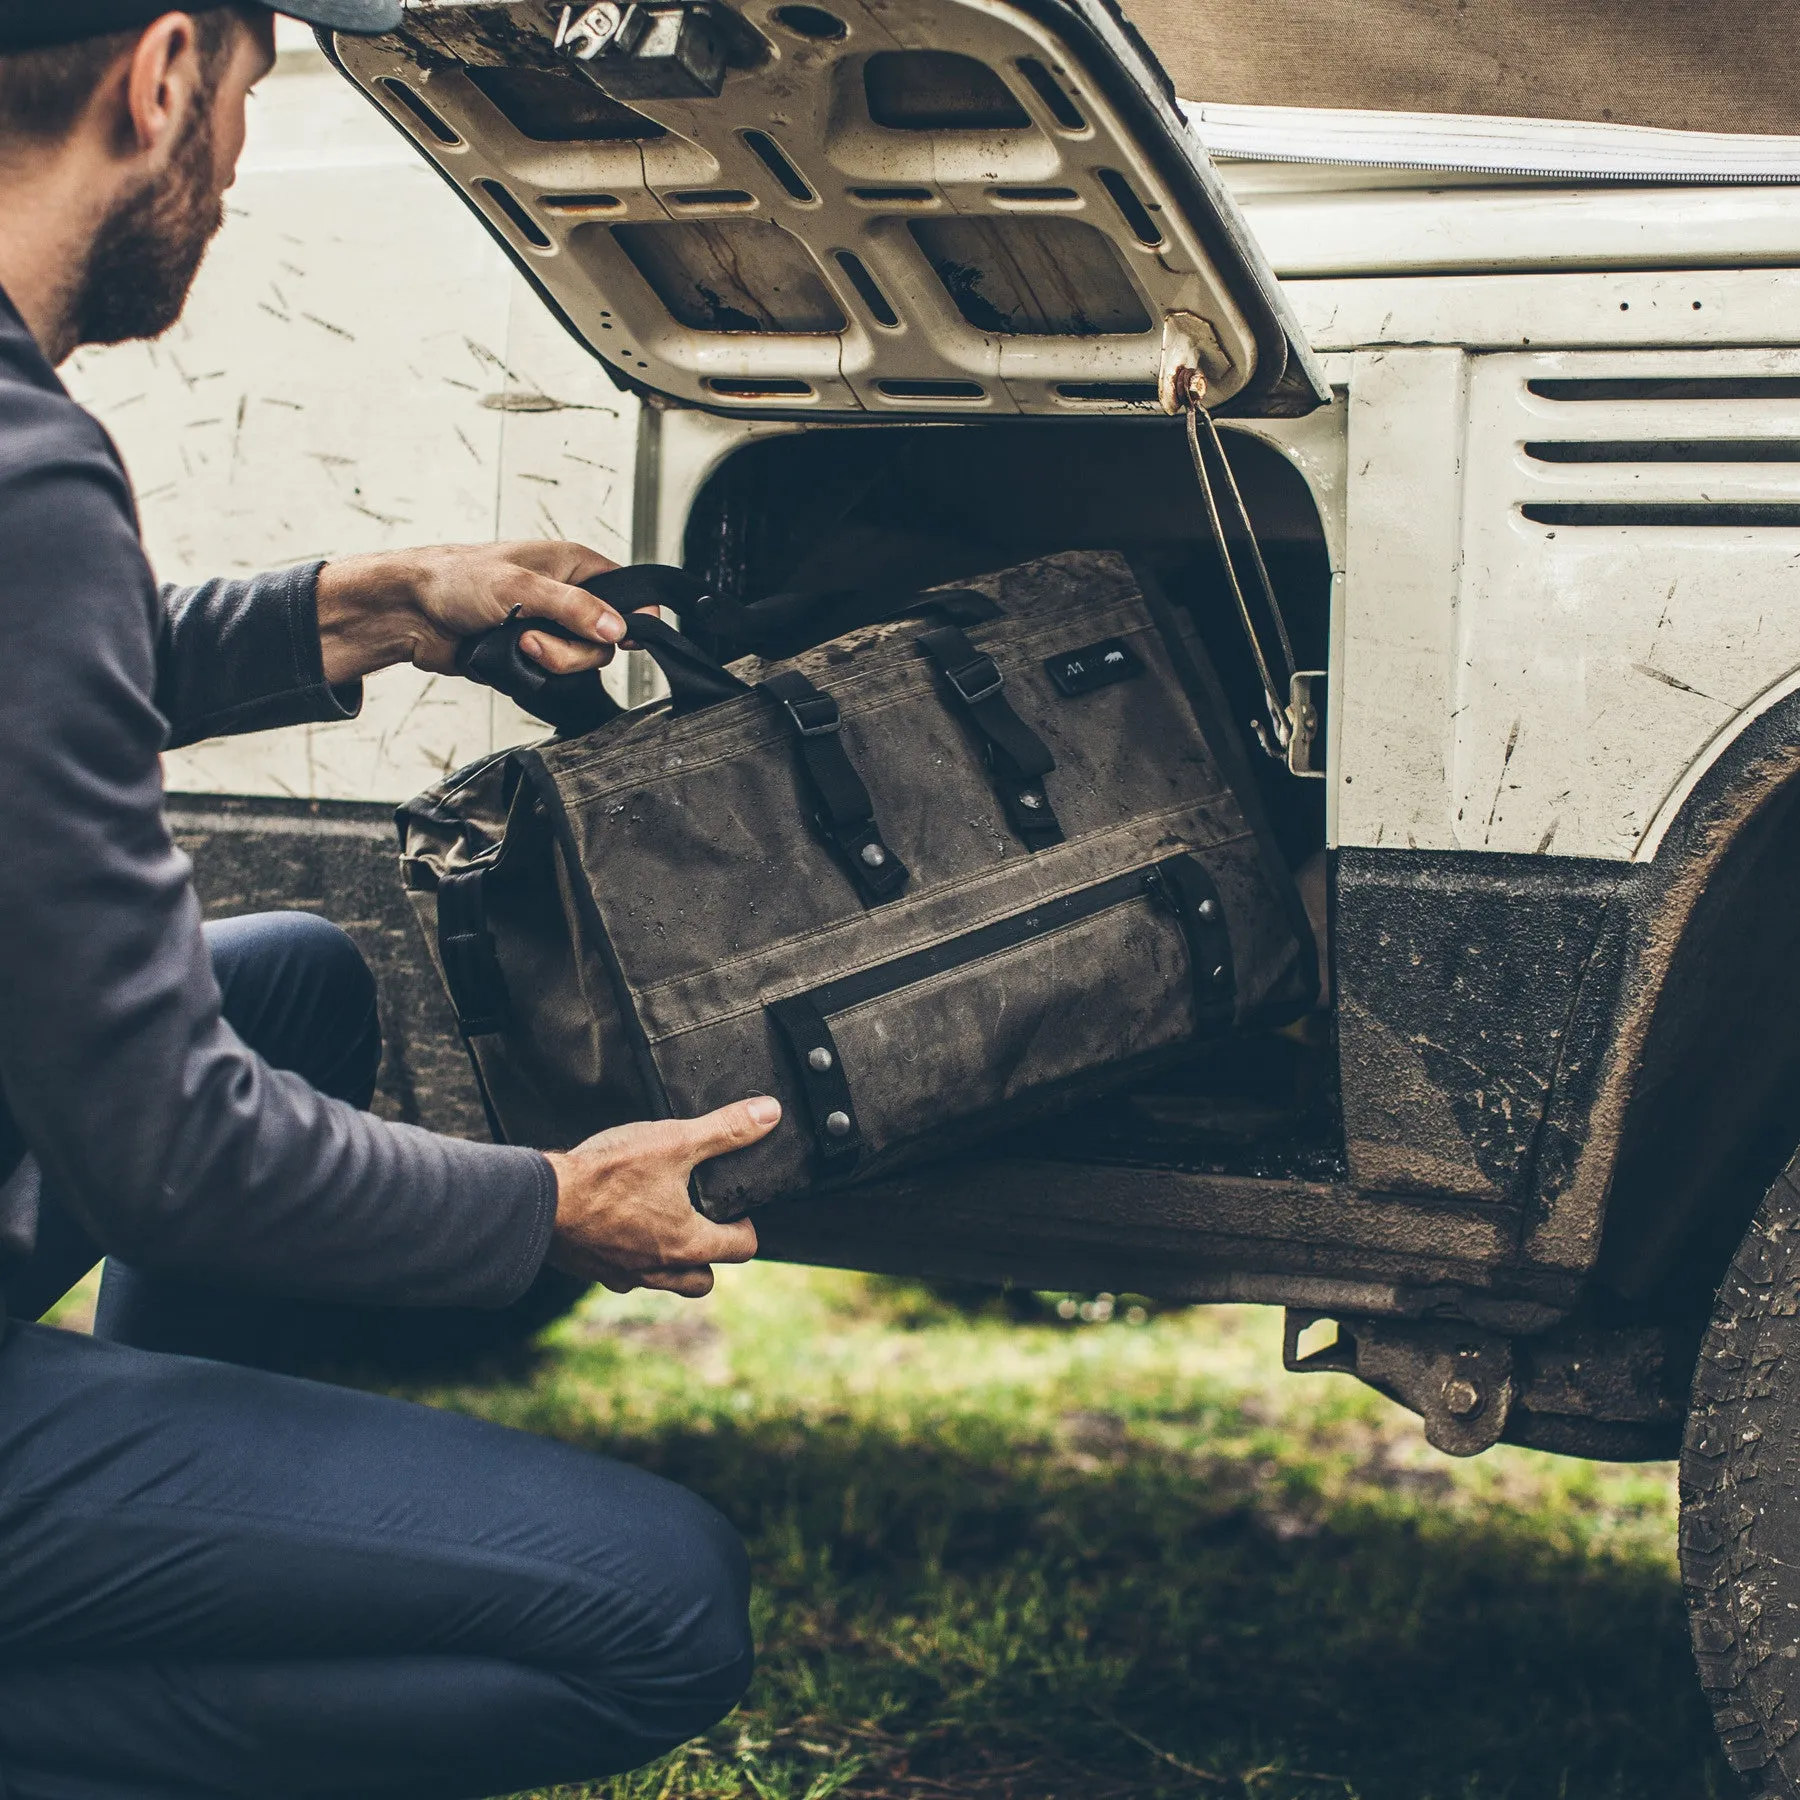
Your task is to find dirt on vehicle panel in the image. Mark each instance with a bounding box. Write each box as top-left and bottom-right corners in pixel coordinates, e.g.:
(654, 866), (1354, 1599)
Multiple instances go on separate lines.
(1534, 730), (1800, 1278)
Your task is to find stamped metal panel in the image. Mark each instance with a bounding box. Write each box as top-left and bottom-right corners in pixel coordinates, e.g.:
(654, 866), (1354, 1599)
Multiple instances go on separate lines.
(1287, 267), (1800, 354)
(1336, 345), (1800, 860)
(1456, 350), (1800, 861)
(327, 0), (1326, 420)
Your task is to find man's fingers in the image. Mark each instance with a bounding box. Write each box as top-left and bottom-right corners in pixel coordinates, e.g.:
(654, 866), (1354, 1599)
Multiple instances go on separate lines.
(681, 1214), (759, 1267)
(639, 1266), (716, 1298)
(675, 1095), (783, 1167)
(520, 630), (614, 674)
(505, 566), (629, 650)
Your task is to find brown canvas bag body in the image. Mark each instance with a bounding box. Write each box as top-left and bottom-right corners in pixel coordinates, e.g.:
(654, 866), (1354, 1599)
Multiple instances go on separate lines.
(397, 550), (1315, 1220)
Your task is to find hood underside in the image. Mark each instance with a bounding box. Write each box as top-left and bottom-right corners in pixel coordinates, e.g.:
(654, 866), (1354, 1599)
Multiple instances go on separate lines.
(329, 0), (1325, 421)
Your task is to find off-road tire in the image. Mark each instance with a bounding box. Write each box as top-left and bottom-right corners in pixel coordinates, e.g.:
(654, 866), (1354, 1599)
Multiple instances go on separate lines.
(1682, 1149), (1800, 1792)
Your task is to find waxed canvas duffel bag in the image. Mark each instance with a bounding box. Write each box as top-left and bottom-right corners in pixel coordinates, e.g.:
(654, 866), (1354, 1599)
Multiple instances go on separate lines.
(397, 549), (1316, 1220)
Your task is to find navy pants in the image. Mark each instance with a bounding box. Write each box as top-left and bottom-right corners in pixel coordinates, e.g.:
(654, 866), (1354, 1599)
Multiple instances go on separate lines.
(0, 913), (753, 1800)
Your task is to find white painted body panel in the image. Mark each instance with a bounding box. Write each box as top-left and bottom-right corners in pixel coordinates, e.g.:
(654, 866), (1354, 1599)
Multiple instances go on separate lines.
(64, 31), (639, 806)
(1335, 346), (1800, 858)
(63, 49), (1800, 861)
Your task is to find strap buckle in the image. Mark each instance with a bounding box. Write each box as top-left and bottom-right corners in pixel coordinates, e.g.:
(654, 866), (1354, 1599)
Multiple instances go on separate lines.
(782, 691), (841, 737)
(944, 652), (1004, 706)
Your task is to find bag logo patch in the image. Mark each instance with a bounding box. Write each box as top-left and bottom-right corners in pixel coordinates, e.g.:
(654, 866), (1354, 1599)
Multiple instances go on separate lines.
(1044, 638), (1144, 697)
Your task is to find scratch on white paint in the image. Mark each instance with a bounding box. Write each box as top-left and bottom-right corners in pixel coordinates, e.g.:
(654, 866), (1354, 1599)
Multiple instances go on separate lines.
(64, 50), (641, 805)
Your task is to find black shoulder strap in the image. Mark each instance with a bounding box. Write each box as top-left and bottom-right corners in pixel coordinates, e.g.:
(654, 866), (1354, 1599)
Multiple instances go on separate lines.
(916, 625), (1064, 852)
(760, 670), (908, 907)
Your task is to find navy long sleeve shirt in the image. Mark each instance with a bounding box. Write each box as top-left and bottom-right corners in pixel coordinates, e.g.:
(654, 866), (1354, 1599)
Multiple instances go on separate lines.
(0, 288), (557, 1317)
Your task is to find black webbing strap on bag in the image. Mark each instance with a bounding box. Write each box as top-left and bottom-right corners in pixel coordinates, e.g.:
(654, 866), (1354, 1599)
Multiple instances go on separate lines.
(434, 867), (513, 1145)
(436, 868), (508, 1038)
(916, 625), (1064, 851)
(767, 994), (863, 1176)
(760, 670), (908, 906)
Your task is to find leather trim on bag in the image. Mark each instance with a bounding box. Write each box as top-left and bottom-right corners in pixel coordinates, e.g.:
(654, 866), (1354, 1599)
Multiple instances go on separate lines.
(767, 995), (863, 1177)
(437, 868), (509, 1039)
(1147, 853), (1238, 1030)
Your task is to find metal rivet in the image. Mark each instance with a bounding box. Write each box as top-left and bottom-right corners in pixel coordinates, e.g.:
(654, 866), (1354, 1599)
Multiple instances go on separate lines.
(807, 1046), (834, 1073)
(860, 843), (887, 868)
(1018, 790), (1042, 811)
(1196, 897), (1217, 920)
(824, 1110), (852, 1137)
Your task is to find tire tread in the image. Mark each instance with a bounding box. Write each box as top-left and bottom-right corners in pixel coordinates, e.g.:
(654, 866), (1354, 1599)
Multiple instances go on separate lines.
(1683, 1157), (1800, 1795)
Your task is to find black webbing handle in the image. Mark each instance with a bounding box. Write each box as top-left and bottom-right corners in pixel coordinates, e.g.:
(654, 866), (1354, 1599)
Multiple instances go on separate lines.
(455, 613), (623, 738)
(760, 669), (908, 907)
(455, 565), (744, 734)
(618, 610), (753, 714)
(457, 565), (1009, 733)
(916, 625), (1064, 851)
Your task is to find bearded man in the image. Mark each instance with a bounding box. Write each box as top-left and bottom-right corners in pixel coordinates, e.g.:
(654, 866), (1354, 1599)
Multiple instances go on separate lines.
(0, 6), (783, 1795)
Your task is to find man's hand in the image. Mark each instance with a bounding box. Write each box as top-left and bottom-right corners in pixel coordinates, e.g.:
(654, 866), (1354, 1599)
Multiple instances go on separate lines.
(315, 541), (631, 687)
(543, 1096), (778, 1298)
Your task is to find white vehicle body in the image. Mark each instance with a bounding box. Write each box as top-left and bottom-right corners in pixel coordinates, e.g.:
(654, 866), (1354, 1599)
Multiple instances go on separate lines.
(65, 9), (1800, 1470)
(82, 28), (1800, 871)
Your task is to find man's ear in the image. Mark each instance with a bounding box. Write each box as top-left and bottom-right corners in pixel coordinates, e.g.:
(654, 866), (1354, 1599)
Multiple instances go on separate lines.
(118, 12), (208, 162)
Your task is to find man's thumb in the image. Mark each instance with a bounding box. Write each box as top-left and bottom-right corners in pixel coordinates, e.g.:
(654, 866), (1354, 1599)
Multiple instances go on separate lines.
(680, 1094), (782, 1166)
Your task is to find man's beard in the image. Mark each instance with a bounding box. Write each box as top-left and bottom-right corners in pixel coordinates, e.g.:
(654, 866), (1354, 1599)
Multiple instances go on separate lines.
(70, 95), (224, 349)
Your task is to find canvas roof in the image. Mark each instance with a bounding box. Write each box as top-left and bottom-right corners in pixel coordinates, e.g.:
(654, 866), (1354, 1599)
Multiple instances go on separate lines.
(1121, 0), (1800, 136)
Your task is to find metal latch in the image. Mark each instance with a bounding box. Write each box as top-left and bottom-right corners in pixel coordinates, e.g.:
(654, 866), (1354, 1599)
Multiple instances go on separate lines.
(1160, 313), (1325, 781)
(554, 0), (733, 99)
(1286, 670), (1326, 780)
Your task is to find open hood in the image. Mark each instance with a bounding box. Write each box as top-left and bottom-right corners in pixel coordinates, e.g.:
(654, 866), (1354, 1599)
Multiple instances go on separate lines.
(325, 0), (1326, 421)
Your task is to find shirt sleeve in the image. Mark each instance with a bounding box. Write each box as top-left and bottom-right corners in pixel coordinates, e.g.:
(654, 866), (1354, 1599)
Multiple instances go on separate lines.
(0, 434), (557, 1311)
(157, 563), (363, 748)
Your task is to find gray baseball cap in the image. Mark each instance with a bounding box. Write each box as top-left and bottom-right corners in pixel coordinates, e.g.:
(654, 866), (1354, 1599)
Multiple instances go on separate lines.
(0, 2), (405, 52)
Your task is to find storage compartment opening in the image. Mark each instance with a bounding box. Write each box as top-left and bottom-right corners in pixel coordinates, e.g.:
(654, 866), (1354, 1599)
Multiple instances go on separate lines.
(683, 420), (1339, 1182)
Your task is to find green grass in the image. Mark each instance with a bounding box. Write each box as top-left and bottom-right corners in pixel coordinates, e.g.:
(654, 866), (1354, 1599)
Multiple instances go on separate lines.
(389, 1268), (1730, 1800)
(51, 1264), (1728, 1797)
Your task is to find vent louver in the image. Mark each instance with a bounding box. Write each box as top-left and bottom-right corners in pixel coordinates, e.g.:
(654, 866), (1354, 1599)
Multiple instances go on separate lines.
(1516, 372), (1800, 530)
(1450, 352), (1800, 862)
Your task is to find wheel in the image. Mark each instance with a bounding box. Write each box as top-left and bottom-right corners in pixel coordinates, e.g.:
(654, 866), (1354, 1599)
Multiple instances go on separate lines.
(1682, 1148), (1800, 1791)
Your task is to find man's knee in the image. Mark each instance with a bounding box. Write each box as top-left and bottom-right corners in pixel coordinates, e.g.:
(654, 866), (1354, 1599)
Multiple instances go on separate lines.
(207, 909), (372, 1008)
(203, 911), (381, 1103)
(576, 1486), (755, 1759)
(669, 1496), (756, 1715)
(648, 1490), (756, 1720)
